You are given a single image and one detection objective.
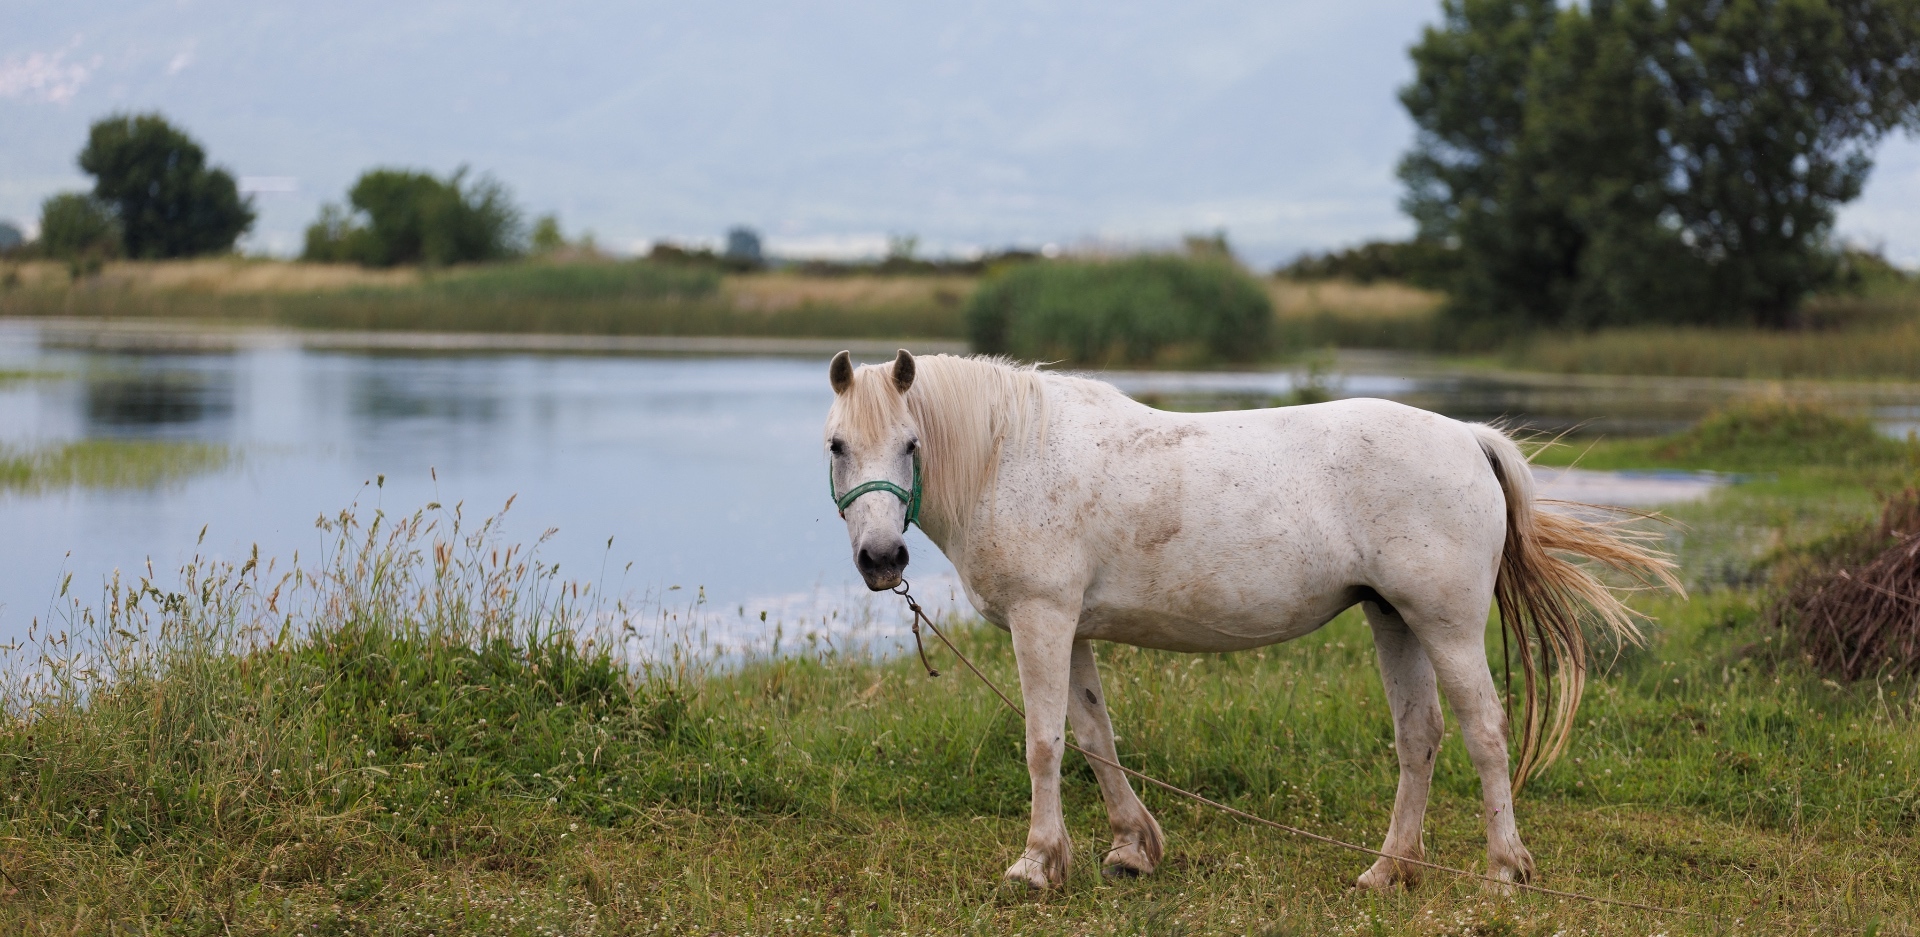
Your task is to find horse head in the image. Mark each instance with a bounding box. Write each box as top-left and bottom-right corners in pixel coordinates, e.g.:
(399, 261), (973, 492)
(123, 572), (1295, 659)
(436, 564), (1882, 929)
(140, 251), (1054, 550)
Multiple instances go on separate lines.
(825, 348), (919, 591)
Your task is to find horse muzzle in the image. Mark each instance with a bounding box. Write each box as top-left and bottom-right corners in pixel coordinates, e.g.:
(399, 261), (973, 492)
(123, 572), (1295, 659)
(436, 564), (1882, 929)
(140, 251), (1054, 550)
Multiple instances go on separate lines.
(855, 537), (910, 591)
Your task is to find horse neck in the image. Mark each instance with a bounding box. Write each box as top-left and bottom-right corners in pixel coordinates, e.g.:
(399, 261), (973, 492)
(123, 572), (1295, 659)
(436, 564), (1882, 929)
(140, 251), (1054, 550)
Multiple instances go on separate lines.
(907, 362), (1047, 551)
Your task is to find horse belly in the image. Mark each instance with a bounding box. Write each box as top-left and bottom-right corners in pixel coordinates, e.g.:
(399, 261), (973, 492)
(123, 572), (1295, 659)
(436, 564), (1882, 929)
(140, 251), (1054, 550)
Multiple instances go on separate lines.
(1075, 579), (1354, 653)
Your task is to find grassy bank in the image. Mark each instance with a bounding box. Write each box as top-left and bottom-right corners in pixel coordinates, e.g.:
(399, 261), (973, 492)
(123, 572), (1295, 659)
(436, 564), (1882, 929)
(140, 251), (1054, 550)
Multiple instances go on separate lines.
(0, 259), (970, 342)
(1512, 321), (1920, 380)
(1499, 281), (1920, 380)
(4, 409), (1920, 933)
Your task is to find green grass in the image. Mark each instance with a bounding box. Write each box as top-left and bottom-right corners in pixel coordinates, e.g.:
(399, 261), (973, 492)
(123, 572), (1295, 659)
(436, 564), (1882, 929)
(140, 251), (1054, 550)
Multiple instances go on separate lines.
(0, 440), (232, 493)
(6, 410), (1920, 933)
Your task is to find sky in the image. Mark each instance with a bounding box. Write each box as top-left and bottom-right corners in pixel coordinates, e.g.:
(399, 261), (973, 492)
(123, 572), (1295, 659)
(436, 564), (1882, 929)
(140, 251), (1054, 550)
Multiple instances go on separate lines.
(4, 0), (1919, 268)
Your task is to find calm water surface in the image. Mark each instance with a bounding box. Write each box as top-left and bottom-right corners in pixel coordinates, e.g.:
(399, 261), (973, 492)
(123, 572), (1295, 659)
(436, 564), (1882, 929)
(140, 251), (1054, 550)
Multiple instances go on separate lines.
(0, 332), (919, 647)
(3, 323), (1916, 647)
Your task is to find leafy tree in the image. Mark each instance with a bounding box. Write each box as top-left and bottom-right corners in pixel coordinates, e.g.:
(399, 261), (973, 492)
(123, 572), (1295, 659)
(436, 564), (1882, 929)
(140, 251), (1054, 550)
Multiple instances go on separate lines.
(77, 114), (254, 259)
(1402, 0), (1920, 332)
(37, 193), (120, 263)
(304, 168), (522, 267)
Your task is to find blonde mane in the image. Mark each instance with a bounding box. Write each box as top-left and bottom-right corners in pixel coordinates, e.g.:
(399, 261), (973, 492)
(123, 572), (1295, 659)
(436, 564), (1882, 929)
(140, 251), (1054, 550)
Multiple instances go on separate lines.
(828, 354), (1058, 537)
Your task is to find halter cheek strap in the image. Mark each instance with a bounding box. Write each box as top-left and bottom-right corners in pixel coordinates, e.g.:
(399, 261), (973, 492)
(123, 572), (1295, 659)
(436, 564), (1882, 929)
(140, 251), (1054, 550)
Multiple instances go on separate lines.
(829, 451), (923, 532)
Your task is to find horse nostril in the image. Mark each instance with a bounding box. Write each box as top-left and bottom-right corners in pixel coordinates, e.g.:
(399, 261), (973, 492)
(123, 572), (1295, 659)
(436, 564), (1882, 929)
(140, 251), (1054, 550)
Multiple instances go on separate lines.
(856, 543), (908, 574)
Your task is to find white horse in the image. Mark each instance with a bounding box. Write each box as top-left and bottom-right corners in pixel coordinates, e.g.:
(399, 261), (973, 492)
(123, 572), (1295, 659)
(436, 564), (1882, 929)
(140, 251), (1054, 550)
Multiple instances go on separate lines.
(823, 349), (1677, 890)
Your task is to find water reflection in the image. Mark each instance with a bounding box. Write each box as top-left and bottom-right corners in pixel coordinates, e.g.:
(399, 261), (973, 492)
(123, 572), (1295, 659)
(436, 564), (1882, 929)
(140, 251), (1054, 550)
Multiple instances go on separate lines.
(348, 368), (505, 424)
(84, 369), (233, 435)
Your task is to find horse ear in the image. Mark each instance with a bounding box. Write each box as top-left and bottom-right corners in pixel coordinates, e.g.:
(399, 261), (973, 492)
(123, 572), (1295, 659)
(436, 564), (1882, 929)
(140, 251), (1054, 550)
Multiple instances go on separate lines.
(892, 349), (916, 393)
(829, 350), (853, 395)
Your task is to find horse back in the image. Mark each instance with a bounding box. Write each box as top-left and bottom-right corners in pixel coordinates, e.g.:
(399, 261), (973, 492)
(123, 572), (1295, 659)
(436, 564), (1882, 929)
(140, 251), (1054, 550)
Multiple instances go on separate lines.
(969, 393), (1507, 651)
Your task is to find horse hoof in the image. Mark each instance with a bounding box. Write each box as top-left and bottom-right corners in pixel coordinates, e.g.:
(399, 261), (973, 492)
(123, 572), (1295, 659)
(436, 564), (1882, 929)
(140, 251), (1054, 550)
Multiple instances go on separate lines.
(1355, 855), (1421, 892)
(1101, 837), (1158, 879)
(1002, 853), (1058, 891)
(1483, 844), (1535, 893)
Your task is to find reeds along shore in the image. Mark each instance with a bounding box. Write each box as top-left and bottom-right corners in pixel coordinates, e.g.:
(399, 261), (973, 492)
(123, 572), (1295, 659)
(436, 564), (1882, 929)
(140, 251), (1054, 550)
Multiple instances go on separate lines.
(3, 405), (1920, 932)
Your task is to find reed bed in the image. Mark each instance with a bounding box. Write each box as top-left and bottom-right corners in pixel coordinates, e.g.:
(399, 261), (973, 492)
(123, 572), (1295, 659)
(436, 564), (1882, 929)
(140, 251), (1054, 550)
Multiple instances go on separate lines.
(1517, 322), (1920, 380)
(1267, 278), (1444, 351)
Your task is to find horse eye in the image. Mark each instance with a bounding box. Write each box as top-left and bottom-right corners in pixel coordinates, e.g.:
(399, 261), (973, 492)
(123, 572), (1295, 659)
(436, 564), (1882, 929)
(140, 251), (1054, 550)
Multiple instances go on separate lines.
(829, 439), (845, 455)
(905, 439), (918, 454)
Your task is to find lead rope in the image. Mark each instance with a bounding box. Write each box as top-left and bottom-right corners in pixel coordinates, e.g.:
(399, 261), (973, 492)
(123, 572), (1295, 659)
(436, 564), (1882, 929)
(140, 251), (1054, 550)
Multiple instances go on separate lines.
(892, 581), (941, 678)
(888, 581), (1696, 918)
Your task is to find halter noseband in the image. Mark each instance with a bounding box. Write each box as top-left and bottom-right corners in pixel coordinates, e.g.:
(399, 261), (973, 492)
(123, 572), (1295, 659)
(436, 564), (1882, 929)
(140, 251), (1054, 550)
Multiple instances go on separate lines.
(830, 450), (923, 532)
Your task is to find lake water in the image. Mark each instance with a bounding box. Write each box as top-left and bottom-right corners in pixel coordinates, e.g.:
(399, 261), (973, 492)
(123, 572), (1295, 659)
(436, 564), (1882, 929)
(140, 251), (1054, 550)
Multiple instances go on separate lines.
(2, 321), (1916, 650)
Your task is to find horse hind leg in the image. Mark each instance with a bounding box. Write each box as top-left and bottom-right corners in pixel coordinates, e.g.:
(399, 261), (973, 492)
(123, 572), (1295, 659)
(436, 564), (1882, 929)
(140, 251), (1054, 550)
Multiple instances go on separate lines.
(1406, 593), (1536, 888)
(1067, 639), (1164, 878)
(1355, 597), (1446, 891)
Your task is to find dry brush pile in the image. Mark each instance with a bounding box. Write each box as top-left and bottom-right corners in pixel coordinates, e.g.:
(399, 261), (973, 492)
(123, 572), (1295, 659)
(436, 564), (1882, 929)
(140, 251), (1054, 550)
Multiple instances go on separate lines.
(1775, 486), (1920, 680)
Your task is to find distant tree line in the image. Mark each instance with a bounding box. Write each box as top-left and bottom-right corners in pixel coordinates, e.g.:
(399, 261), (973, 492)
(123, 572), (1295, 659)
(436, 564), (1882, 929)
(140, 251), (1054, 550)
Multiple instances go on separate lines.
(1276, 239), (1462, 289)
(18, 113), (254, 273)
(645, 228), (1047, 276)
(1400, 0), (1920, 332)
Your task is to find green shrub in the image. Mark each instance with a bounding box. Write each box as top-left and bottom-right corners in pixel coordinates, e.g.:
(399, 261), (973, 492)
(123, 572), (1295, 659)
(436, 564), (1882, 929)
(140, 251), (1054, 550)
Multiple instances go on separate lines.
(304, 167), (523, 267)
(37, 192), (120, 263)
(966, 255), (1274, 366)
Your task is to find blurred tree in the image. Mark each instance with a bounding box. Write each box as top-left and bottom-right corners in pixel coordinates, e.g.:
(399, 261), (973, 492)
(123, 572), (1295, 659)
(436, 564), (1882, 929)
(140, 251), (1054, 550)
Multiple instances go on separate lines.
(530, 214), (566, 254)
(38, 192), (121, 271)
(303, 168), (522, 267)
(725, 226), (764, 269)
(78, 113), (253, 259)
(1402, 0), (1920, 331)
(1181, 230), (1235, 263)
(1277, 239), (1462, 288)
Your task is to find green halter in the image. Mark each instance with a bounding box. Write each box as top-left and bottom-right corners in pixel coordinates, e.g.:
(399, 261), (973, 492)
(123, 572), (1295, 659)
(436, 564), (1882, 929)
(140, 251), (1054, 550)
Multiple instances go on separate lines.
(830, 451), (923, 532)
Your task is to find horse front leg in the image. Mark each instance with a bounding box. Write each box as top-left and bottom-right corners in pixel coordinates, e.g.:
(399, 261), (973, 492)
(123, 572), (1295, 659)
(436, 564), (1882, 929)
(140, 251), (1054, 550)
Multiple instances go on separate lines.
(1067, 639), (1163, 878)
(1003, 601), (1078, 889)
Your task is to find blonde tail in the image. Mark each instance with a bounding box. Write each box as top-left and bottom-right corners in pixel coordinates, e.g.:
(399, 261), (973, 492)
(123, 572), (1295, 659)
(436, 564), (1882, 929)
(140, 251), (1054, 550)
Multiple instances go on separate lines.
(1472, 425), (1684, 791)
